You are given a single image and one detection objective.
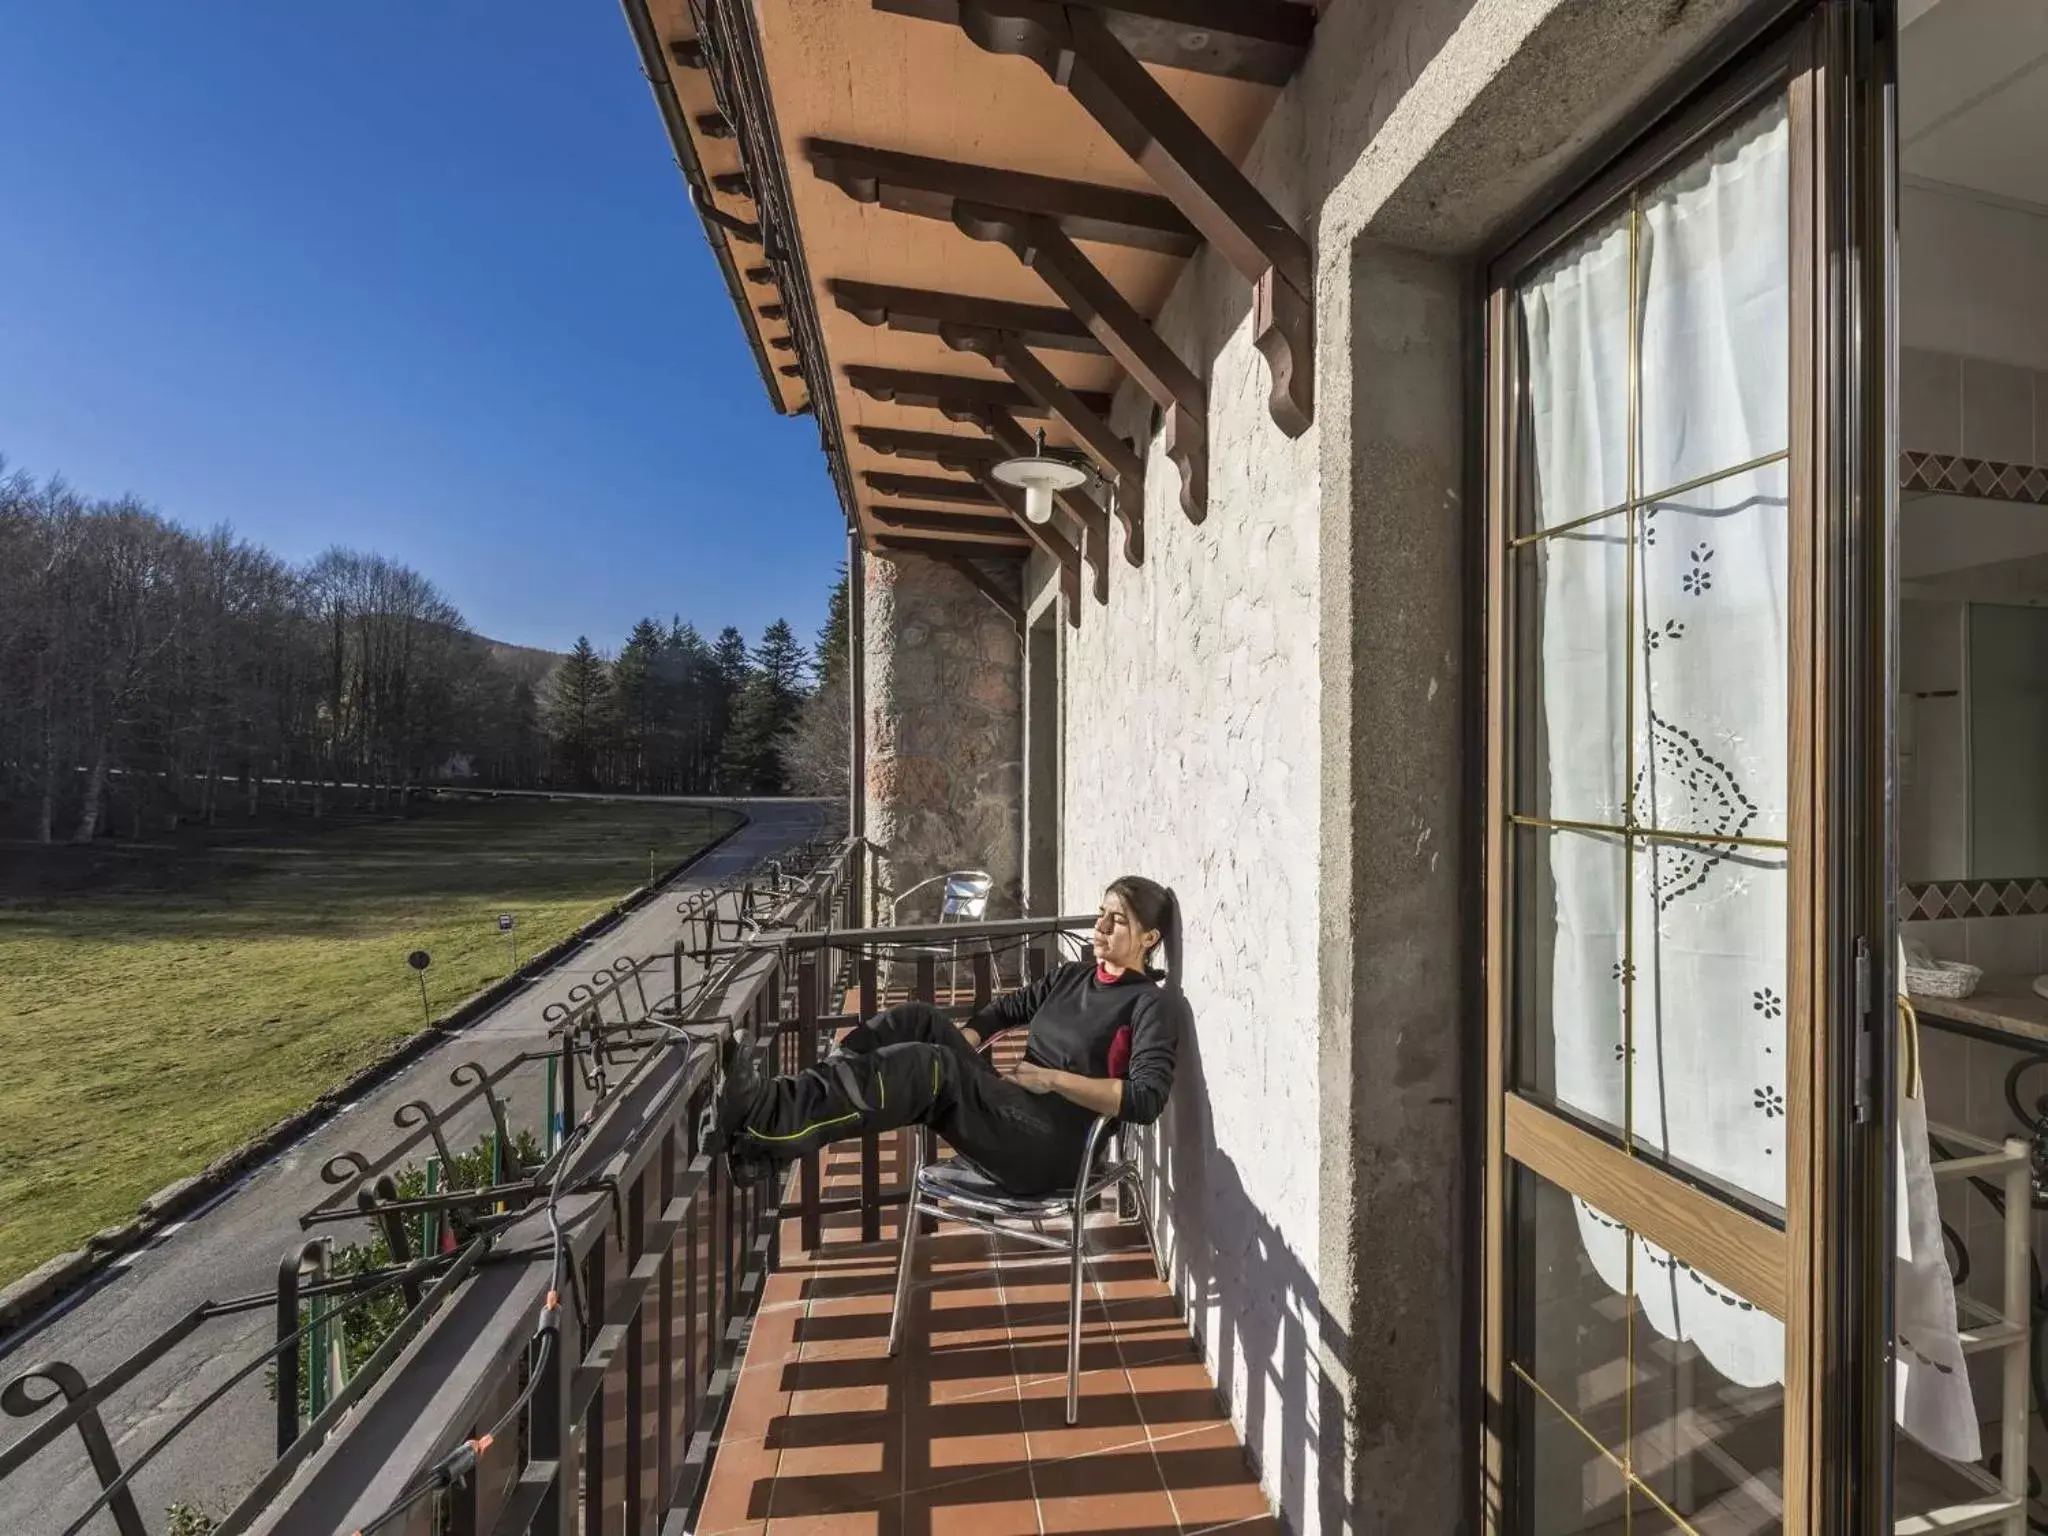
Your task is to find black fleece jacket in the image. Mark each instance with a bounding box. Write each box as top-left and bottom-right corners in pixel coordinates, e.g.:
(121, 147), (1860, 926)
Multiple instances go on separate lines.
(966, 959), (1186, 1126)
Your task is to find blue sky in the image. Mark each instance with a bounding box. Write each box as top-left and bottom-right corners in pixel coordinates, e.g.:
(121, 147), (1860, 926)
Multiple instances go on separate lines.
(0, 5), (843, 657)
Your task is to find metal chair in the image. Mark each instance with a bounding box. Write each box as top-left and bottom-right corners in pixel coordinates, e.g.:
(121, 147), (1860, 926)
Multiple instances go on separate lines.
(885, 1112), (1155, 1425)
(886, 869), (994, 1000)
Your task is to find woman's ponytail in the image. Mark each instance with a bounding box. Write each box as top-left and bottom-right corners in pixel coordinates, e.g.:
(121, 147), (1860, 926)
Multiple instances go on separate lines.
(1106, 875), (1181, 992)
(1158, 886), (1183, 993)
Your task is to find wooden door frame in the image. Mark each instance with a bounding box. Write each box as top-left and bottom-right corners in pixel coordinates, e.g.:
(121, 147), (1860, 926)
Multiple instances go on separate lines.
(1474, 5), (1895, 1531)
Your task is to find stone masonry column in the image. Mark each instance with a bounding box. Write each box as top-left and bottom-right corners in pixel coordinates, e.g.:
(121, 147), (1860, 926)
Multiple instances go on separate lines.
(863, 551), (1023, 929)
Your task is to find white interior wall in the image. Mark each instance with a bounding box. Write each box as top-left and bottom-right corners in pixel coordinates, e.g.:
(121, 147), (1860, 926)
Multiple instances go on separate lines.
(1901, 183), (2048, 373)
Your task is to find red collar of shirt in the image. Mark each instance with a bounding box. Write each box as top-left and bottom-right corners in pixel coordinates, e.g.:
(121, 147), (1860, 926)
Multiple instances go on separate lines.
(1096, 963), (1130, 984)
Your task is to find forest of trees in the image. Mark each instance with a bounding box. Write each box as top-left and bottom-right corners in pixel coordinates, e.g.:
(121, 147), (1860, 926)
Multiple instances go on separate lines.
(0, 457), (851, 843)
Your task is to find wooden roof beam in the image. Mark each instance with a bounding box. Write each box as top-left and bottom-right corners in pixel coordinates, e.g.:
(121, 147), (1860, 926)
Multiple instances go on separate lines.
(933, 551), (1027, 632)
(952, 206), (1205, 521)
(913, 420), (1115, 594)
(860, 421), (1127, 576)
(949, 1), (1314, 436)
(862, 472), (997, 506)
(972, 409), (1122, 584)
(844, 366), (1112, 420)
(855, 427), (1006, 462)
(868, 505), (1032, 543)
(874, 532), (1036, 564)
(865, 471), (1096, 606)
(992, 339), (1144, 562)
(805, 140), (1199, 256)
(979, 476), (1085, 624)
(830, 279), (1105, 356)
(872, 0), (1313, 85)
(934, 326), (1144, 562)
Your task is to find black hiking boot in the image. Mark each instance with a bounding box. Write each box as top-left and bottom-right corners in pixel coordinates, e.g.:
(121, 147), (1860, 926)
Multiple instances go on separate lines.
(705, 1029), (779, 1186)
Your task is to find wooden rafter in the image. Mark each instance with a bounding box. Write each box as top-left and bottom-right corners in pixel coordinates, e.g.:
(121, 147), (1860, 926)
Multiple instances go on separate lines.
(933, 551), (1027, 631)
(830, 280), (1105, 355)
(922, 438), (1111, 601)
(853, 427), (1007, 462)
(870, 0), (1313, 85)
(951, 205), (1205, 520)
(868, 504), (1031, 543)
(989, 339), (1144, 560)
(942, 0), (1315, 436)
(972, 409), (1123, 581)
(844, 366), (1112, 420)
(805, 140), (1198, 255)
(978, 476), (1084, 625)
(862, 471), (998, 506)
(860, 420), (1123, 583)
(874, 532), (1035, 564)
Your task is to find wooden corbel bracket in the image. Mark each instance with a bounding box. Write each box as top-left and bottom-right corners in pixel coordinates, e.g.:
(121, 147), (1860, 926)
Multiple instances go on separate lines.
(953, 0), (1314, 437)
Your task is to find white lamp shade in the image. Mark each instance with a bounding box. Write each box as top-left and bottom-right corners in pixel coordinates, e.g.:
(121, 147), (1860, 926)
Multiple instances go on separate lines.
(991, 448), (1087, 530)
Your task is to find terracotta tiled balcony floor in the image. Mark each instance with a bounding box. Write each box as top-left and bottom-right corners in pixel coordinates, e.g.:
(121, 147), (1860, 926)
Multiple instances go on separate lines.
(693, 1140), (1276, 1536)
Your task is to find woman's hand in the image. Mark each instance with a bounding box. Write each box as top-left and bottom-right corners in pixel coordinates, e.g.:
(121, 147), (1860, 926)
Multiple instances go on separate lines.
(1006, 1063), (1124, 1118)
(1007, 1060), (1057, 1094)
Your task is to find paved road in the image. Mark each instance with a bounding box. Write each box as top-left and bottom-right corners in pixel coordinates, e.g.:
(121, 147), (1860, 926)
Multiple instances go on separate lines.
(0, 798), (830, 1535)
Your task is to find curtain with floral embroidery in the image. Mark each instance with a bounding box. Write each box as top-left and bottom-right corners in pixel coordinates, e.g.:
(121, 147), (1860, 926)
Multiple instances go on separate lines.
(1518, 92), (1974, 1448)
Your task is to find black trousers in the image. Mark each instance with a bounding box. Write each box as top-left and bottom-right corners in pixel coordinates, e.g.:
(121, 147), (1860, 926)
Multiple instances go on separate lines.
(735, 1002), (1093, 1196)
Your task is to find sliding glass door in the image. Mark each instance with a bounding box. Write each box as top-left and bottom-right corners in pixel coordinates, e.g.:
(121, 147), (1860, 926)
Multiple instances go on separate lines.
(1480, 6), (1894, 1532)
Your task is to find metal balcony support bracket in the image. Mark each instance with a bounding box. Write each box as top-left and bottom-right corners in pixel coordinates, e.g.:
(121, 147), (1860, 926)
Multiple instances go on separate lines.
(953, 203), (1207, 519)
(952, 0), (1315, 437)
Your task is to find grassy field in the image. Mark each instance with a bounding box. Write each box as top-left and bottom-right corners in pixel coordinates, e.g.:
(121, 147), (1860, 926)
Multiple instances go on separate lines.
(0, 797), (741, 1287)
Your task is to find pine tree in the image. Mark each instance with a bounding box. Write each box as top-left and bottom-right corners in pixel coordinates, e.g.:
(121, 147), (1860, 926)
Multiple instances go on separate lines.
(815, 564), (850, 691)
(719, 672), (786, 794)
(612, 618), (664, 792)
(754, 618), (810, 699)
(541, 637), (612, 789)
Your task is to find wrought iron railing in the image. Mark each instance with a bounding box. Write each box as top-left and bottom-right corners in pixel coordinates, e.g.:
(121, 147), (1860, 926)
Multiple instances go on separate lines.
(0, 836), (844, 1536)
(0, 829), (1115, 1535)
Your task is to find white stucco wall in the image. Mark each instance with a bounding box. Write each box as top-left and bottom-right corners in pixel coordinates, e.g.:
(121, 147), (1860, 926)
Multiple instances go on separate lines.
(1058, 205), (1326, 1531)
(1044, 3), (1768, 1530)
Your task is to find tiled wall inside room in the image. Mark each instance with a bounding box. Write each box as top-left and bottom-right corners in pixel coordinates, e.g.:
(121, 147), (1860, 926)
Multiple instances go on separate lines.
(1902, 344), (2048, 465)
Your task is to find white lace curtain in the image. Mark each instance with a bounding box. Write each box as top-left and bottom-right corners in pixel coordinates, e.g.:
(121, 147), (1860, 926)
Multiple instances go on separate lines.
(1519, 92), (1976, 1456)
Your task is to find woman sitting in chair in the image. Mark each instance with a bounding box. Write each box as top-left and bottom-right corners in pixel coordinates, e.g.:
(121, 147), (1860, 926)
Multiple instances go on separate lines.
(710, 876), (1186, 1195)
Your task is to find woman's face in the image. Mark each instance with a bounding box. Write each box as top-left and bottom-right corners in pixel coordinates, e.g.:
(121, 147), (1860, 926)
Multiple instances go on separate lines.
(1093, 890), (1157, 972)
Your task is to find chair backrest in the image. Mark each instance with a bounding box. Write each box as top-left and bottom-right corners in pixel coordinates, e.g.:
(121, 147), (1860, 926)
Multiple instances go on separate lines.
(939, 871), (992, 922)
